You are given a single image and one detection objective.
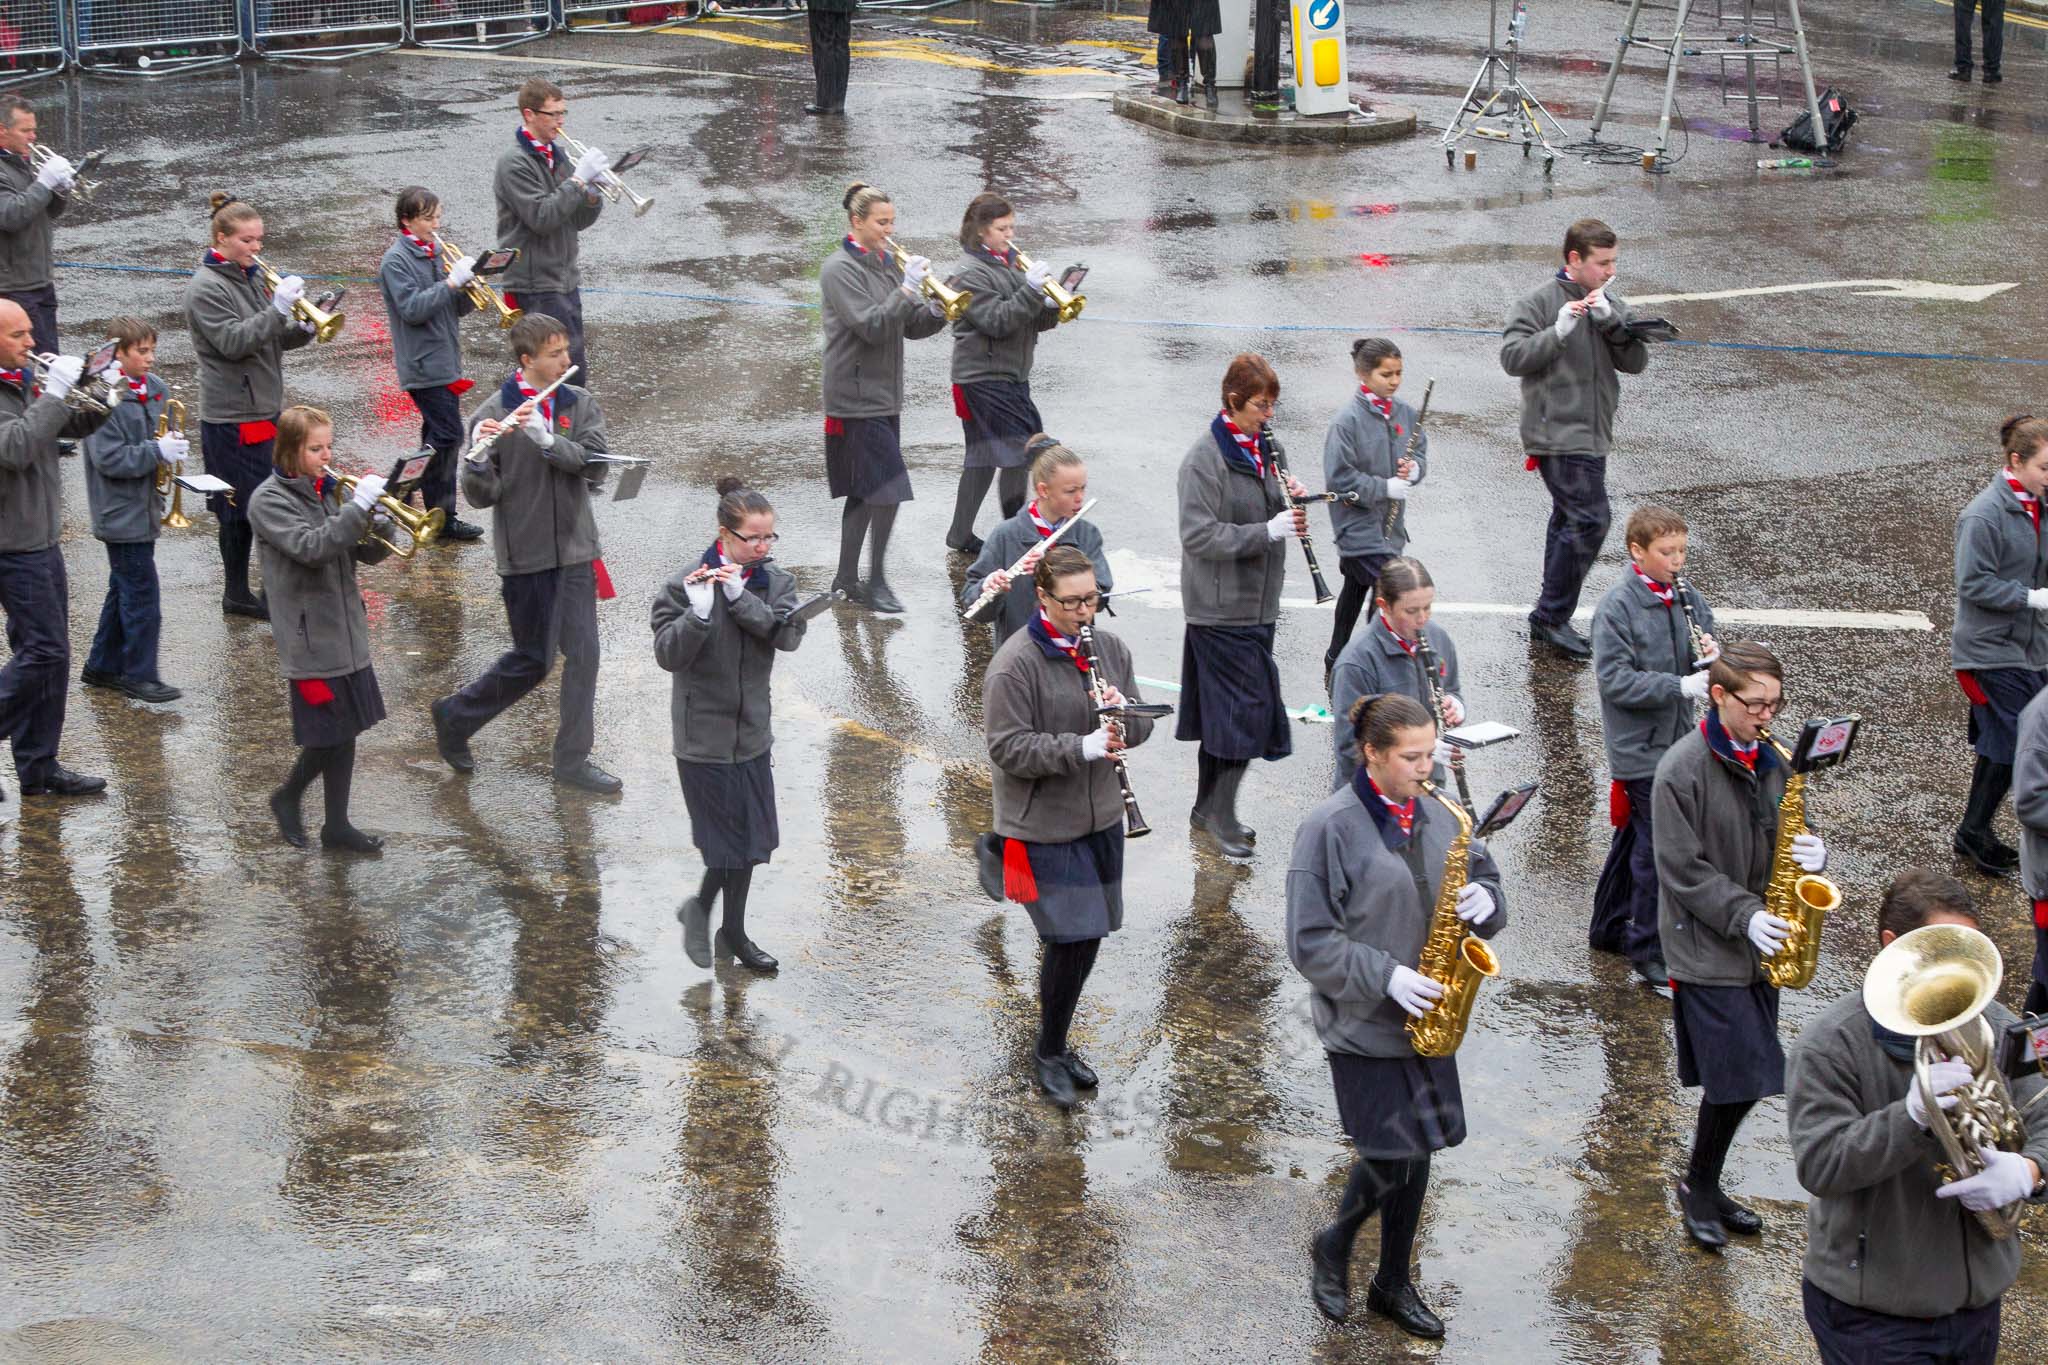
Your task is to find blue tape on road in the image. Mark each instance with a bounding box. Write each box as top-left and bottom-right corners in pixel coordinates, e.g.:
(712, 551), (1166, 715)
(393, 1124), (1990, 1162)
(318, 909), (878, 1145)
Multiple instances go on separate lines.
(56, 262), (2046, 366)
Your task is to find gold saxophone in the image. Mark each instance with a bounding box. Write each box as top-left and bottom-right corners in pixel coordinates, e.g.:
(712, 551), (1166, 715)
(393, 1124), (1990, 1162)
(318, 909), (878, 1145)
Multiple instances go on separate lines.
(1758, 731), (1841, 990)
(1406, 781), (1502, 1058)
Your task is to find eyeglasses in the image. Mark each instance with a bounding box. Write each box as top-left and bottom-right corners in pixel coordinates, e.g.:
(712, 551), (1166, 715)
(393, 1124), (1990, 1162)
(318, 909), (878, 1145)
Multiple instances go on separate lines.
(1049, 593), (1102, 611)
(1729, 693), (1784, 717)
(733, 532), (779, 548)
(534, 106), (568, 119)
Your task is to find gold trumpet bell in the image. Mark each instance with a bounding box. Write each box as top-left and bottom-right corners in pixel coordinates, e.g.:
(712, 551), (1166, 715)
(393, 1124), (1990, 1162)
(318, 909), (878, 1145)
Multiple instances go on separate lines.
(301, 301), (346, 344)
(156, 466), (192, 529)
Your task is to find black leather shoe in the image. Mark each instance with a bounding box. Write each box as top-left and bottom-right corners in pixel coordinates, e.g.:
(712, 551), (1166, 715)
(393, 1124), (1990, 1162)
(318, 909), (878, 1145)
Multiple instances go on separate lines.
(118, 677), (182, 703)
(1365, 1279), (1445, 1339)
(1985, 836), (2021, 868)
(1953, 831), (2013, 878)
(80, 666), (118, 690)
(946, 533), (985, 557)
(1034, 1052), (1077, 1109)
(975, 832), (1006, 901)
(555, 761), (623, 794)
(270, 787), (307, 848)
(1713, 1189), (1763, 1235)
(1060, 1051), (1098, 1089)
(803, 103), (843, 115)
(1634, 956), (1670, 989)
(1174, 79), (1191, 106)
(321, 824), (385, 853)
(1985, 70), (2003, 84)
(440, 518), (485, 542)
(835, 580), (868, 608)
(222, 593), (269, 621)
(715, 927), (779, 972)
(1677, 1178), (1728, 1250)
(1309, 1233), (1350, 1323)
(1529, 614), (1592, 659)
(679, 896), (712, 967)
(22, 767), (106, 797)
(1204, 79), (1219, 111)
(431, 698), (474, 773)
(1949, 65), (1971, 81)
(864, 579), (904, 614)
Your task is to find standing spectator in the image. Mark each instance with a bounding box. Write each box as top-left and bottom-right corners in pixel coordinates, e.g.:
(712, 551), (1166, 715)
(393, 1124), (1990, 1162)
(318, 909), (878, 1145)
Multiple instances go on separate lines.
(1952, 0), (2005, 83)
(807, 0), (854, 116)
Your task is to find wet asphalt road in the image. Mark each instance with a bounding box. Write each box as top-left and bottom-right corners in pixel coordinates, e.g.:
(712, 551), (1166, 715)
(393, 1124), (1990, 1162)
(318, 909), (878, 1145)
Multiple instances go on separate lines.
(4, 0), (2048, 1359)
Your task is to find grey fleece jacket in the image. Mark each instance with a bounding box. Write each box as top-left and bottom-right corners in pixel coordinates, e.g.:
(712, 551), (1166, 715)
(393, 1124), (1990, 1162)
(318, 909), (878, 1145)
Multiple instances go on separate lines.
(2016, 687), (2048, 900)
(947, 248), (1059, 385)
(83, 373), (168, 544)
(248, 471), (393, 681)
(378, 236), (477, 391)
(1323, 388), (1428, 558)
(1286, 785), (1508, 1058)
(959, 507), (1112, 645)
(1952, 477), (2048, 670)
(460, 380), (609, 577)
(1328, 619), (1460, 792)
(0, 150), (64, 293)
(493, 135), (602, 295)
(0, 376), (109, 553)
(185, 256), (314, 425)
(1653, 724), (1789, 987)
(984, 623), (1153, 843)
(651, 559), (807, 765)
(1592, 573), (1716, 782)
(1177, 430), (1287, 627)
(1788, 990), (2048, 1318)
(819, 241), (948, 419)
(1499, 274), (1650, 458)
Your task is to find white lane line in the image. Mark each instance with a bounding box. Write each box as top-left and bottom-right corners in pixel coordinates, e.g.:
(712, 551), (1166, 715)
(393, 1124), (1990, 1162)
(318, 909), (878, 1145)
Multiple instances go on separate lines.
(1630, 279), (2017, 306)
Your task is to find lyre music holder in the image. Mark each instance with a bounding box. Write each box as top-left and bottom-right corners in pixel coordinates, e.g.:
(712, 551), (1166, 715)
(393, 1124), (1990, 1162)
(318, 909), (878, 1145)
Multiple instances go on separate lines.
(1440, 0), (1566, 175)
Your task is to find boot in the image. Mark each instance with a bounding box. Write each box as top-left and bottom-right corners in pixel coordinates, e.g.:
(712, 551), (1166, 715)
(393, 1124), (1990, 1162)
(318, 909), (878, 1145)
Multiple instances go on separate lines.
(1175, 77), (1191, 105)
(1204, 761), (1255, 860)
(1955, 756), (2016, 875)
(1677, 1178), (1727, 1251)
(1204, 79), (1218, 111)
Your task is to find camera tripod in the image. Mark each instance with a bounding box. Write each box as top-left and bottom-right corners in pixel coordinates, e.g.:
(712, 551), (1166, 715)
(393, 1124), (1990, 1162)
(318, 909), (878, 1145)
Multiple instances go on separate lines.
(1441, 0), (1565, 174)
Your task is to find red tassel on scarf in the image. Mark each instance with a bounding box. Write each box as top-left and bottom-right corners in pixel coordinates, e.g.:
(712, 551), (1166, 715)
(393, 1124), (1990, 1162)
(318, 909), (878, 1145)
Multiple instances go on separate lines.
(951, 384), (972, 421)
(824, 416), (845, 437)
(2035, 899), (2048, 930)
(1524, 455), (1538, 472)
(240, 420), (279, 445)
(448, 378), (475, 397)
(1609, 780), (1630, 829)
(1956, 670), (1990, 706)
(592, 558), (617, 601)
(1002, 838), (1038, 903)
(295, 678), (335, 705)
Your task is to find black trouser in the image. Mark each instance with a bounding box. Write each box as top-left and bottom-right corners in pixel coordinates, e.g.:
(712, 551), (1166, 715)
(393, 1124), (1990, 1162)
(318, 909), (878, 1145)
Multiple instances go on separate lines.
(1591, 777), (1662, 965)
(810, 8), (852, 110)
(405, 384), (464, 521)
(1803, 1279), (1999, 1365)
(0, 545), (69, 784)
(1533, 454), (1610, 626)
(438, 562), (599, 773)
(85, 540), (162, 682)
(0, 284), (57, 355)
(1954, 0), (2006, 74)
(505, 288), (587, 388)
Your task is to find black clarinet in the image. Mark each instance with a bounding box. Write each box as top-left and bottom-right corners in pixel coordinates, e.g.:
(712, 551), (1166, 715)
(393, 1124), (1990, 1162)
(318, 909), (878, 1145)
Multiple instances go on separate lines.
(1078, 624), (1150, 839)
(1672, 573), (1710, 673)
(1262, 423), (1334, 605)
(1414, 632), (1474, 810)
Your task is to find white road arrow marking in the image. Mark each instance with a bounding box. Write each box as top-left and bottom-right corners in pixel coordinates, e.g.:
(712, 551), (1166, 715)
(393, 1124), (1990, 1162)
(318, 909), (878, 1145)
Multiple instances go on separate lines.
(1630, 279), (2017, 306)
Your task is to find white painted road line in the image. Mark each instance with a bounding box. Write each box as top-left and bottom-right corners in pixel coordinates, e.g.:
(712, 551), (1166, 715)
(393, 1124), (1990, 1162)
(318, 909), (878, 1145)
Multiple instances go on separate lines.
(1630, 279), (2018, 306)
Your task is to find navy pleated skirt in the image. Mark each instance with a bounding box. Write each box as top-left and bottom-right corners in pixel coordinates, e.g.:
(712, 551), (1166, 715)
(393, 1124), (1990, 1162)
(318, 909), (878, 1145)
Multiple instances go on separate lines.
(825, 414), (912, 505)
(954, 380), (1043, 470)
(287, 667), (385, 748)
(1176, 623), (1292, 761)
(202, 421), (276, 525)
(678, 753), (781, 869)
(1328, 1051), (1466, 1159)
(1962, 666), (2047, 764)
(1672, 980), (1785, 1104)
(1009, 824), (1125, 943)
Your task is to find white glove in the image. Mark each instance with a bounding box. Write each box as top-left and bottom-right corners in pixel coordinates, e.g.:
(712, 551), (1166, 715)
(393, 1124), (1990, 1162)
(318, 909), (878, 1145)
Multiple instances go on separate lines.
(1384, 478), (1411, 502)
(1906, 1058), (1975, 1130)
(296, 319), (317, 336)
(901, 255), (932, 288)
(685, 577), (715, 620)
(1081, 726), (1113, 761)
(1431, 737), (1455, 768)
(348, 473), (388, 510)
(1388, 964), (1446, 1019)
(1588, 284), (1616, 319)
(1456, 882), (1497, 927)
(446, 256), (477, 288)
(1442, 694), (1466, 727)
(1266, 508), (1300, 541)
(39, 354), (81, 398)
(1680, 671), (1712, 702)
(522, 405), (556, 450)
(156, 433), (190, 464)
(1747, 910), (1793, 957)
(925, 297), (947, 319)
(102, 380), (124, 407)
(1024, 260), (1054, 289)
(2029, 588), (2048, 611)
(1936, 1147), (2039, 1213)
(270, 274), (305, 316)
(1554, 302), (1583, 339)
(1791, 832), (1827, 872)
(720, 569), (745, 601)
(33, 152), (72, 191)
(1696, 635), (1721, 667)
(571, 146), (611, 184)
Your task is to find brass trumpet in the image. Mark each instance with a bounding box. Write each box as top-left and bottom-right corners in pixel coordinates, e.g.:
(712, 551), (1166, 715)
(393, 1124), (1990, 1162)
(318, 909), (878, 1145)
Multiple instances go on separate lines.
(32, 349), (119, 414)
(253, 255), (346, 343)
(29, 144), (104, 201)
(1012, 244), (1083, 322)
(155, 398), (192, 529)
(432, 232), (521, 329)
(336, 474), (444, 558)
(885, 237), (973, 321)
(561, 134), (655, 218)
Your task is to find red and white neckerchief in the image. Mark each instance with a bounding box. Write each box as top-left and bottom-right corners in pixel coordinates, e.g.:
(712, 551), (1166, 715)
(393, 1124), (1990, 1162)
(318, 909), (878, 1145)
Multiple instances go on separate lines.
(715, 540), (758, 582)
(843, 234), (870, 256)
(0, 368), (26, 392)
(514, 370), (554, 425)
(518, 127), (555, 169)
(124, 374), (149, 403)
(1036, 610), (1089, 673)
(979, 244), (1014, 267)
(1366, 775), (1416, 835)
(400, 228), (436, 258)
(1026, 501), (1059, 539)
(1218, 413), (1266, 478)
(1630, 561), (1676, 607)
(1381, 614), (1418, 656)
(1704, 717), (1761, 771)
(2007, 472), (2040, 532)
(1361, 388), (1394, 421)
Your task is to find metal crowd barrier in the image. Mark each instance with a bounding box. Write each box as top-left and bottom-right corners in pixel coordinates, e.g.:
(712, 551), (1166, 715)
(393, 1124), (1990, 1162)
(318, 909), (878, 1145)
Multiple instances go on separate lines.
(253, 1), (407, 61)
(0, 0), (71, 87)
(73, 0), (242, 77)
(407, 0), (555, 52)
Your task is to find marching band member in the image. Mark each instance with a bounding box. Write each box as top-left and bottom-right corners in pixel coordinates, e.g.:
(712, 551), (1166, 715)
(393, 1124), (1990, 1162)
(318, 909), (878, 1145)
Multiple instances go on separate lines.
(1177, 352), (1305, 861)
(493, 78), (604, 385)
(1327, 557), (1460, 793)
(1787, 869), (2048, 1364)
(433, 313), (621, 795)
(1951, 414), (2048, 876)
(248, 406), (392, 853)
(819, 181), (947, 614)
(0, 300), (112, 804)
(186, 190), (316, 620)
(1654, 640), (1828, 1250)
(959, 435), (1110, 645)
(376, 186), (485, 544)
(2013, 685), (2048, 1013)
(943, 192), (1063, 556)
(81, 317), (183, 705)
(654, 477), (809, 975)
(1323, 338), (1427, 685)
(1288, 693), (1507, 1337)
(983, 545), (1154, 1108)
(0, 94), (74, 355)
(1590, 505), (1717, 989)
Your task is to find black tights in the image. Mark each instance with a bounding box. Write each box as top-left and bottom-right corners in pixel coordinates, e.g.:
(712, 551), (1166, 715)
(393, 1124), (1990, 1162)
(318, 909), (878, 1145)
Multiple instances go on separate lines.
(947, 466), (1028, 544)
(1165, 34), (1215, 85)
(219, 521), (257, 603)
(1194, 750), (1247, 811)
(836, 497), (900, 588)
(697, 865), (758, 941)
(1327, 575), (1378, 669)
(279, 739), (357, 833)
(1686, 1098), (1756, 1190)
(1037, 936), (1101, 1059)
(1318, 1152), (1431, 1288)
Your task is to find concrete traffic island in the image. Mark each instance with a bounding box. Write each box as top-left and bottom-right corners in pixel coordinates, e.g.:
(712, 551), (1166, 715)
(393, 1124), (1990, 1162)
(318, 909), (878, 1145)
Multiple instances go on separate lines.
(1110, 85), (1417, 146)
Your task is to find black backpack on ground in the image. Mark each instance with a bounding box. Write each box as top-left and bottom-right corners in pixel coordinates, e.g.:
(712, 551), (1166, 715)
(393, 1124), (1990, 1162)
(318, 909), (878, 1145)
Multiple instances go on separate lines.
(1779, 87), (1857, 154)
